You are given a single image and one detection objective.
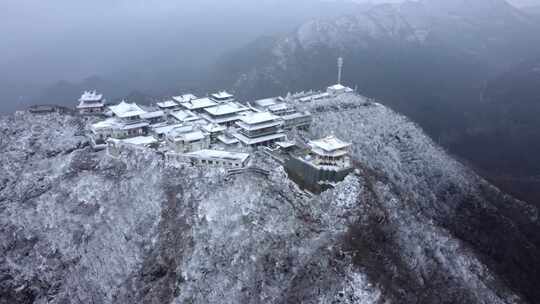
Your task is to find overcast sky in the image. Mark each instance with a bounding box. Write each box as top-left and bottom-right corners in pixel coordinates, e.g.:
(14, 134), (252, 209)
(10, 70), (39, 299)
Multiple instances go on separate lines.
(0, 0), (319, 83)
(0, 0), (375, 92)
(0, 0), (538, 85)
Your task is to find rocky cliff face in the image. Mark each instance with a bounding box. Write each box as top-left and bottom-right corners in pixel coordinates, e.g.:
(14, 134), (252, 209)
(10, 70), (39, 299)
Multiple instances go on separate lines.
(1, 94), (539, 303)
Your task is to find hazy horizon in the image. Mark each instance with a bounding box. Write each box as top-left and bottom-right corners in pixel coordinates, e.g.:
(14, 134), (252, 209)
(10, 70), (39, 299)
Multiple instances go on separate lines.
(0, 0), (363, 86)
(2, 0), (537, 86)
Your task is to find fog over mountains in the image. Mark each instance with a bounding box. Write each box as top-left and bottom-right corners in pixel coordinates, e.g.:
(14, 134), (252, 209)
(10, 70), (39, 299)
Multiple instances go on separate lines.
(1, 1), (540, 200)
(0, 0), (363, 112)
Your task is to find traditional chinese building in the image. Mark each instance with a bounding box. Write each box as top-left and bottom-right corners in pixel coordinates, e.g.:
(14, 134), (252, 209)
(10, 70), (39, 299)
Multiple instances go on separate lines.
(251, 96), (312, 130)
(88, 101), (149, 149)
(217, 133), (240, 147)
(201, 102), (251, 126)
(77, 90), (105, 115)
(170, 110), (201, 124)
(182, 149), (250, 168)
(232, 112), (286, 147)
(109, 100), (147, 122)
(295, 91), (331, 103)
(251, 97), (284, 110)
(327, 84), (354, 96)
(172, 94), (198, 104)
(179, 97), (218, 113)
(201, 123), (227, 143)
(89, 118), (149, 150)
(141, 111), (166, 125)
(150, 123), (183, 140)
(307, 135), (352, 169)
(284, 135), (353, 193)
(157, 100), (181, 112)
(210, 91), (235, 103)
(166, 126), (210, 153)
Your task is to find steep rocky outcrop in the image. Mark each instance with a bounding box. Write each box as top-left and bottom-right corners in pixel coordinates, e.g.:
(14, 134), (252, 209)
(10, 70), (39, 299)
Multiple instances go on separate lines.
(1, 94), (539, 303)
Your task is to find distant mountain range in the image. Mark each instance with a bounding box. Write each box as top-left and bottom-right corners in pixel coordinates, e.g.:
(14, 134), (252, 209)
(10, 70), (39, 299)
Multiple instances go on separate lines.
(215, 0), (539, 94)
(210, 0), (540, 203)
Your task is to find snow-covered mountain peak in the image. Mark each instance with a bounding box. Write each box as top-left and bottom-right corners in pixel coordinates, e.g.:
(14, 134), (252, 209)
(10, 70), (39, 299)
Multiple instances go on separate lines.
(1, 94), (539, 302)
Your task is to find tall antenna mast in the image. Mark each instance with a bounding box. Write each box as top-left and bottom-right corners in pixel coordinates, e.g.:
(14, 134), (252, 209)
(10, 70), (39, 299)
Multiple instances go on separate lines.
(337, 57), (344, 85)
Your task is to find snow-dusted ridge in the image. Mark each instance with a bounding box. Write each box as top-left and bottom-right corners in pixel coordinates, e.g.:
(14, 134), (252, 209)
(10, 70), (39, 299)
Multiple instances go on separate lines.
(0, 94), (539, 303)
